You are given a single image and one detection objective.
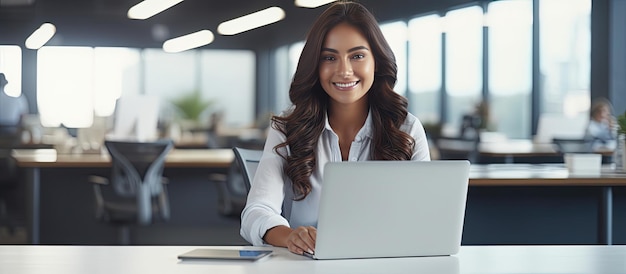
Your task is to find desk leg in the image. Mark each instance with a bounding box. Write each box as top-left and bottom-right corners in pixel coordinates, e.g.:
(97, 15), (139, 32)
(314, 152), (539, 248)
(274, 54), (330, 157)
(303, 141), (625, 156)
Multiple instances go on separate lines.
(599, 186), (612, 245)
(24, 167), (40, 244)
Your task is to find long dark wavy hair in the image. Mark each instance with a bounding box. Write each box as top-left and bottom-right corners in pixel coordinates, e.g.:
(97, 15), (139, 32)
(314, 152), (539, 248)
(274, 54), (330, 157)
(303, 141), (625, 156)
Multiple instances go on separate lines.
(272, 1), (415, 200)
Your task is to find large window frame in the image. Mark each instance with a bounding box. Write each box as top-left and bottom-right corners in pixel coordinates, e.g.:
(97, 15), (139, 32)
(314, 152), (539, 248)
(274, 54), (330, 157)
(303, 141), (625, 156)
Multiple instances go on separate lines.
(36, 46), (256, 129)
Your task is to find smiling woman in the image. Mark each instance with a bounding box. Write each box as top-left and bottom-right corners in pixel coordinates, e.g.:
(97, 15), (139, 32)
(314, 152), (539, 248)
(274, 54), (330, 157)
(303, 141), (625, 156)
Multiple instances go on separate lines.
(240, 0), (431, 255)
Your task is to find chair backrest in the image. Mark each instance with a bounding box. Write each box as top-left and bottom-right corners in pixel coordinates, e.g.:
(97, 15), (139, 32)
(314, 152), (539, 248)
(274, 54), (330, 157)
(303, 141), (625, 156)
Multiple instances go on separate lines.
(459, 114), (482, 140)
(232, 147), (263, 193)
(104, 139), (173, 224)
(552, 138), (592, 154)
(105, 139), (173, 195)
(436, 136), (480, 163)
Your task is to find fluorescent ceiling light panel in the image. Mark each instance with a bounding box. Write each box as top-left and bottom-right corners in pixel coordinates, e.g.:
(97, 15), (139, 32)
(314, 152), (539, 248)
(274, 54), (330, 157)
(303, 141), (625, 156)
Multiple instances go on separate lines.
(217, 6), (285, 35)
(294, 0), (336, 8)
(162, 30), (214, 53)
(128, 0), (183, 20)
(25, 23), (56, 49)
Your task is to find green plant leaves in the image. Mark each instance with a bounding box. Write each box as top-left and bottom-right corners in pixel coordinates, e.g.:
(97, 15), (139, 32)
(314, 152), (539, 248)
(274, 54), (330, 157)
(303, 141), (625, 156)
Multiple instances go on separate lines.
(618, 111), (626, 135)
(171, 91), (213, 122)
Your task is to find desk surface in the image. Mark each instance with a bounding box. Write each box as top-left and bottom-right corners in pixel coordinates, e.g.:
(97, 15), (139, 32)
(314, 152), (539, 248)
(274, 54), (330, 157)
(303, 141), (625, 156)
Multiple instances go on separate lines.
(439, 138), (614, 157)
(469, 164), (626, 186)
(11, 148), (234, 168)
(12, 148), (626, 184)
(0, 245), (625, 274)
(479, 139), (563, 157)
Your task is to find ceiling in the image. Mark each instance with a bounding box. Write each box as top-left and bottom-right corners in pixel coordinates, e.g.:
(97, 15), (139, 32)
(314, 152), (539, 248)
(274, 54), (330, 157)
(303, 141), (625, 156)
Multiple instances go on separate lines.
(0, 0), (470, 50)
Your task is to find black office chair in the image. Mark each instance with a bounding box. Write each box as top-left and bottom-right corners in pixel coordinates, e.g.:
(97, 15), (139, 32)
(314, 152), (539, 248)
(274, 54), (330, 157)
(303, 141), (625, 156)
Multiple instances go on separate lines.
(436, 136), (480, 163)
(232, 147), (263, 193)
(90, 139), (173, 245)
(552, 138), (593, 154)
(211, 147), (263, 217)
(211, 160), (247, 218)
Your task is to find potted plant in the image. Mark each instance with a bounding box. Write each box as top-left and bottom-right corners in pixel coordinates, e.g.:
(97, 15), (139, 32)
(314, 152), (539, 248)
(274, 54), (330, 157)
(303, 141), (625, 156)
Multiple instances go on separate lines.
(170, 90), (214, 130)
(618, 111), (626, 136)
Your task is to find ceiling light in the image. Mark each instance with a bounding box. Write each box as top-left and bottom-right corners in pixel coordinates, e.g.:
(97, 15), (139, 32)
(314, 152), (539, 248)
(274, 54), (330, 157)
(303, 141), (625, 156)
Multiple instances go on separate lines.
(217, 7), (285, 35)
(294, 0), (336, 8)
(162, 30), (214, 53)
(128, 0), (183, 20)
(25, 23), (56, 49)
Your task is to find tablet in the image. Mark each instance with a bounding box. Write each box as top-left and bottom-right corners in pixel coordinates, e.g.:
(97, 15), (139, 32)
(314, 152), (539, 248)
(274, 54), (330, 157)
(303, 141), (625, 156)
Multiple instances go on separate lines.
(177, 248), (273, 261)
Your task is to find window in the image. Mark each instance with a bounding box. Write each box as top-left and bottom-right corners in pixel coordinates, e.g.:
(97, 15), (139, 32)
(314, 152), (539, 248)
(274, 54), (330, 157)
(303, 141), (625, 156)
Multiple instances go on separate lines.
(37, 47), (141, 128)
(444, 6), (484, 130)
(143, 48), (256, 127)
(408, 14), (442, 124)
(540, 0), (591, 117)
(93, 47), (141, 117)
(37, 47), (255, 129)
(380, 21), (408, 95)
(488, 0), (533, 138)
(288, 42), (304, 80)
(199, 50), (255, 127)
(0, 45), (22, 97)
(38, 47), (94, 128)
(275, 41), (304, 114)
(272, 45), (290, 114)
(143, 49), (197, 125)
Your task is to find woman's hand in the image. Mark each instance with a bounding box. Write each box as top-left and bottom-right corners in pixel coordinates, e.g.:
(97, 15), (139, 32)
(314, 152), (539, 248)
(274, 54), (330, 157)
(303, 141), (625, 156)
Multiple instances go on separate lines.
(286, 226), (317, 255)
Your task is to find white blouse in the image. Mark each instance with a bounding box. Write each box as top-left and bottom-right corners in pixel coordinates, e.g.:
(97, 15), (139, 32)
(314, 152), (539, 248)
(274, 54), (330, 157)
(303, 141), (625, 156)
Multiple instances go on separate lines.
(240, 110), (431, 246)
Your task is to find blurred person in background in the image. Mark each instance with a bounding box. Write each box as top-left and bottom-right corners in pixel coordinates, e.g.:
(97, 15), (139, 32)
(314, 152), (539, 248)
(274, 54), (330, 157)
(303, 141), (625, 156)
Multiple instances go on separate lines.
(585, 97), (616, 149)
(0, 73), (29, 138)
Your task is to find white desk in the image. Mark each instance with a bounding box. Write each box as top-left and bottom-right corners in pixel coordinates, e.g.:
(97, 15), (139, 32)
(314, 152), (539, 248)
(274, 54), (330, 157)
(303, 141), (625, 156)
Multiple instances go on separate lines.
(0, 245), (625, 274)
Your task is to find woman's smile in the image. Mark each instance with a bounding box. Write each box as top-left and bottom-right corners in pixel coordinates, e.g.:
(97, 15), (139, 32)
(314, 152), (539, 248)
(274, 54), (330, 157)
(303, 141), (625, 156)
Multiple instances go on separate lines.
(333, 81), (360, 90)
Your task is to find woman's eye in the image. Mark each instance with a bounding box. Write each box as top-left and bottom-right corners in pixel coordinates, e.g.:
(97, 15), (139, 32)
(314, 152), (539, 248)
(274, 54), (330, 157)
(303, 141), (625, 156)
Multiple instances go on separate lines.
(322, 56), (335, 61)
(352, 54), (365, 59)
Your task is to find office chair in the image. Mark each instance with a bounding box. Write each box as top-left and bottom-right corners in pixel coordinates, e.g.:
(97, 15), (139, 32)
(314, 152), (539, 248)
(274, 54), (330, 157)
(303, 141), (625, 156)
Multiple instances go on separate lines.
(90, 139), (173, 245)
(232, 147), (263, 193)
(211, 147), (263, 217)
(552, 138), (593, 154)
(550, 137), (610, 164)
(435, 114), (483, 163)
(436, 136), (480, 163)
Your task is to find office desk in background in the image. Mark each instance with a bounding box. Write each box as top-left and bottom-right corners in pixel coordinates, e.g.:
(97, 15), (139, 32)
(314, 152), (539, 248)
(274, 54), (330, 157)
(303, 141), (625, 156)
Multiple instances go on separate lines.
(438, 138), (614, 163)
(468, 164), (626, 245)
(11, 148), (235, 244)
(11, 148), (234, 168)
(10, 149), (626, 246)
(1, 245), (626, 274)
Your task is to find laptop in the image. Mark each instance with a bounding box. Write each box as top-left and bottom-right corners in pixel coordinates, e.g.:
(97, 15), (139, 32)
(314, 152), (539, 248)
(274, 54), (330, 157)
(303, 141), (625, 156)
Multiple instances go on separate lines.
(309, 160), (470, 260)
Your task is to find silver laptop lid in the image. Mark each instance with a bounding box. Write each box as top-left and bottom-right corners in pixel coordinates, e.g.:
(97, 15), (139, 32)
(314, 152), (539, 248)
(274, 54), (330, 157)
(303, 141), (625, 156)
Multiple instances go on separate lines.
(314, 160), (470, 260)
